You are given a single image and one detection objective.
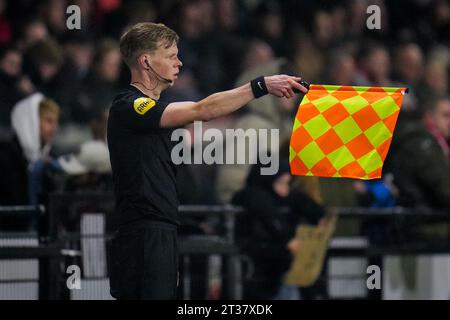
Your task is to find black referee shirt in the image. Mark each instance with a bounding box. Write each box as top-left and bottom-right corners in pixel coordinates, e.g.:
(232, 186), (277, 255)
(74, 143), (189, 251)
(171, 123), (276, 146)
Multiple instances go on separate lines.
(107, 85), (179, 226)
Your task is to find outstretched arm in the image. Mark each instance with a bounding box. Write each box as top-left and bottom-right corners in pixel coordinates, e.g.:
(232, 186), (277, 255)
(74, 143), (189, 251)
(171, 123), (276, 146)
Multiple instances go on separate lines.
(160, 75), (307, 128)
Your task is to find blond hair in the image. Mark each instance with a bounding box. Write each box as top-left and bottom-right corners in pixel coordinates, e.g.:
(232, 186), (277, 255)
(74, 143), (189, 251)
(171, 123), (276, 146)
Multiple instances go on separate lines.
(119, 22), (179, 69)
(39, 97), (60, 118)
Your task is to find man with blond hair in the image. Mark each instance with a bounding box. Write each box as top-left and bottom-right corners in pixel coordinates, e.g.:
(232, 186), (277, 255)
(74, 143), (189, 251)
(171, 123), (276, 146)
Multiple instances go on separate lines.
(107, 22), (307, 299)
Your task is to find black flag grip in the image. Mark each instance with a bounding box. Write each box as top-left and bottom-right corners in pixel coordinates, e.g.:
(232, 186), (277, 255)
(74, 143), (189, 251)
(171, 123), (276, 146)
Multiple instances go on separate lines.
(293, 80), (310, 93)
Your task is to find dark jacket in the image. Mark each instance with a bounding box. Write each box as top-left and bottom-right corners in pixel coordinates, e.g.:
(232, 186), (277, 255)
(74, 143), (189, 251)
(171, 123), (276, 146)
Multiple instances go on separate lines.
(232, 161), (295, 247)
(0, 134), (29, 205)
(387, 114), (450, 210)
(232, 161), (325, 299)
(232, 161), (326, 246)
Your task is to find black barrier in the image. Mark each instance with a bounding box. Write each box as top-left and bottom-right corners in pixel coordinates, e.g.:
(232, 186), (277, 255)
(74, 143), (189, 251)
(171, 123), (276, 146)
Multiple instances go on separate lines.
(1, 194), (449, 300)
(0, 205), (63, 299)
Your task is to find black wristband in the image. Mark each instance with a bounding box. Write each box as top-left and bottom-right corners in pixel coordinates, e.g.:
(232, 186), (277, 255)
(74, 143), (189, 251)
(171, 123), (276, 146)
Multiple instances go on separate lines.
(250, 76), (268, 98)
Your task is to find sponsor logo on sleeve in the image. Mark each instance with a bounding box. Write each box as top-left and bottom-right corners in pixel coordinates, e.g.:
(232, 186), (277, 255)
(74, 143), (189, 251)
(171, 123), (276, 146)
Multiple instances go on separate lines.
(133, 97), (156, 115)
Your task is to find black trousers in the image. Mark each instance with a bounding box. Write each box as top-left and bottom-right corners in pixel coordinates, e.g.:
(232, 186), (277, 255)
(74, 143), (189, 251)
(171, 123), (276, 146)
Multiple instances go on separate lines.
(108, 220), (178, 300)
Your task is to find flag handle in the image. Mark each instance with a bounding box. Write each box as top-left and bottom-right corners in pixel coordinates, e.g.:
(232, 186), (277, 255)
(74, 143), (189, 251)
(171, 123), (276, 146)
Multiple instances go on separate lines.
(293, 79), (310, 93)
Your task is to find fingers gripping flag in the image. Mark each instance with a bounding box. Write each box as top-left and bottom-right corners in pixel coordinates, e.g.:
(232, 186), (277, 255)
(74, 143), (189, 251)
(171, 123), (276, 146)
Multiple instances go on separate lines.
(290, 85), (408, 179)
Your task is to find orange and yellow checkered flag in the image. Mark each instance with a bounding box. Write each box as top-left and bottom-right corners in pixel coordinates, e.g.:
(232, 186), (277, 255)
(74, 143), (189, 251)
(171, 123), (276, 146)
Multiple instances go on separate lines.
(290, 85), (408, 179)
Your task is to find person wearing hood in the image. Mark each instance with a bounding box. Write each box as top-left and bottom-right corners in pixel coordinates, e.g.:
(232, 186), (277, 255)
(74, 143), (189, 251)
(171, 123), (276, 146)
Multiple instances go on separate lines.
(232, 158), (326, 300)
(0, 93), (60, 208)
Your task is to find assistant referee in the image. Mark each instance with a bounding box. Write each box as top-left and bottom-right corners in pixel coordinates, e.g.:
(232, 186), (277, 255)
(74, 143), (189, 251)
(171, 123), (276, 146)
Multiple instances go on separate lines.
(107, 22), (308, 299)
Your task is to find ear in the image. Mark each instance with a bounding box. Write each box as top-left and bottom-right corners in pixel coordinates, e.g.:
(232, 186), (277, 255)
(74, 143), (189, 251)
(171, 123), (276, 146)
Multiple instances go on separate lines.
(137, 54), (149, 70)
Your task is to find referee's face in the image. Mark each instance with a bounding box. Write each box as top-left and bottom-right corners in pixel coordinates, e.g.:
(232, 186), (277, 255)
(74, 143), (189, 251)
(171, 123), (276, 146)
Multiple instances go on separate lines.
(149, 42), (182, 85)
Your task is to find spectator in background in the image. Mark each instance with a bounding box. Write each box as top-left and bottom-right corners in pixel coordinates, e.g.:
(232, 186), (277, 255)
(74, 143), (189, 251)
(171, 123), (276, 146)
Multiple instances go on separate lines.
(419, 48), (449, 101)
(232, 160), (296, 300)
(392, 43), (424, 92)
(241, 40), (274, 72)
(212, 0), (247, 90)
(387, 96), (450, 293)
(232, 158), (326, 300)
(53, 32), (94, 122)
(0, 94), (60, 211)
(49, 33), (96, 155)
(356, 43), (392, 87)
(22, 38), (64, 95)
(0, 46), (34, 131)
(329, 4), (347, 42)
(250, 1), (287, 57)
(327, 49), (357, 86)
(291, 31), (324, 84)
(422, 60), (449, 98)
(389, 95), (450, 210)
(72, 39), (121, 124)
(15, 18), (49, 51)
(175, 0), (223, 95)
(37, 0), (68, 37)
(423, 96), (450, 163)
(313, 10), (335, 50)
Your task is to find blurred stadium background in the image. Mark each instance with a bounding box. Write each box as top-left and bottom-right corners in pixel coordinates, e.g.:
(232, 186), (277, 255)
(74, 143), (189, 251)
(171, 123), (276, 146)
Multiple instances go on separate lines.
(0, 0), (449, 300)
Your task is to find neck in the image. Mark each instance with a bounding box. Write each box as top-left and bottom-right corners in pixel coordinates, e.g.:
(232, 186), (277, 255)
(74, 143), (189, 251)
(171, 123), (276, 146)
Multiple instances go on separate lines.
(130, 70), (164, 100)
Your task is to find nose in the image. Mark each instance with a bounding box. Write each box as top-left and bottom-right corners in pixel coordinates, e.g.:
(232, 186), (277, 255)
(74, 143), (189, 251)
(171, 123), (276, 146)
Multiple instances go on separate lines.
(177, 57), (183, 68)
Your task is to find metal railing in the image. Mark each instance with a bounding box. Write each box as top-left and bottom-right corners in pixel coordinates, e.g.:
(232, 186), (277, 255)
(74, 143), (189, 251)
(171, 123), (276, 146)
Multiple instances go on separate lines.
(0, 193), (449, 299)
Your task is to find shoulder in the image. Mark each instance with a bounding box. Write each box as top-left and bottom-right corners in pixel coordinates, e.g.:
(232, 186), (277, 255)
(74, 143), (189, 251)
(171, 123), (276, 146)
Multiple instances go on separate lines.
(110, 87), (141, 110)
(108, 87), (170, 131)
(110, 87), (166, 113)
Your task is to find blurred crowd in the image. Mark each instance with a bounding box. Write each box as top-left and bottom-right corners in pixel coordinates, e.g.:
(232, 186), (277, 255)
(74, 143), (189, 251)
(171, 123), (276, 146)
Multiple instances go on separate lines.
(0, 0), (449, 299)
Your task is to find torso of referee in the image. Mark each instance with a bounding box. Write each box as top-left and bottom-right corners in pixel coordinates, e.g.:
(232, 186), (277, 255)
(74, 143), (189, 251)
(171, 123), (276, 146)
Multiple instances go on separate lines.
(108, 86), (179, 227)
